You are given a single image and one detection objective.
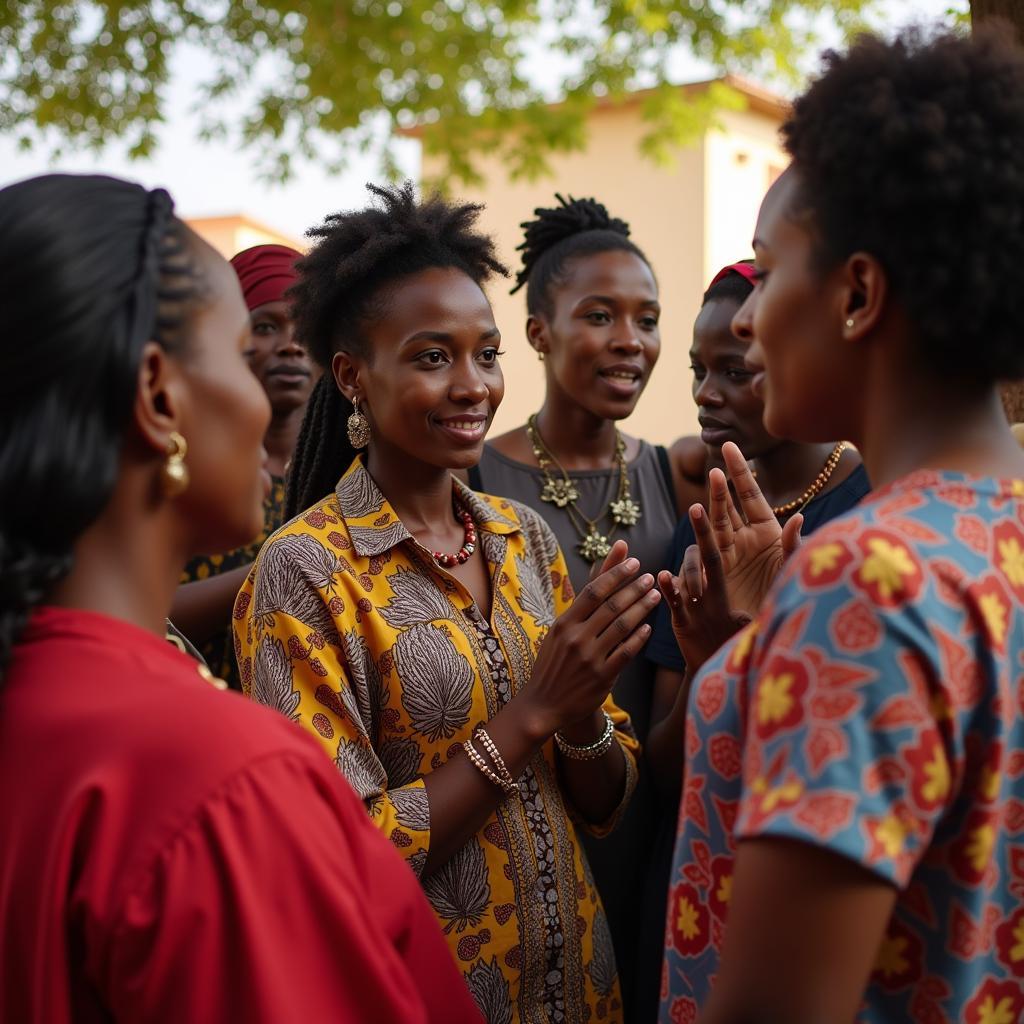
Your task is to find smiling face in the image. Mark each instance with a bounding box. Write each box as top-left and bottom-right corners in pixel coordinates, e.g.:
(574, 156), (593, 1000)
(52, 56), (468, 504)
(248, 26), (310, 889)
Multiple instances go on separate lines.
(336, 265), (504, 472)
(690, 296), (779, 461)
(732, 169), (856, 444)
(244, 299), (321, 416)
(531, 249), (660, 421)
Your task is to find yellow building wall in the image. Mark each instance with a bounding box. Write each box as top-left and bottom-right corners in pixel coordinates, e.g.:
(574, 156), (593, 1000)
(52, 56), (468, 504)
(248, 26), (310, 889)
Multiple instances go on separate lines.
(185, 215), (305, 260)
(703, 106), (788, 277)
(419, 95), (787, 446)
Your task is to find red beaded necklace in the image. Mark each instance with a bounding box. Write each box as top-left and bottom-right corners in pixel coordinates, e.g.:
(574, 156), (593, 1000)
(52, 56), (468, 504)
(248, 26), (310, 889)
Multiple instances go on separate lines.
(432, 502), (477, 568)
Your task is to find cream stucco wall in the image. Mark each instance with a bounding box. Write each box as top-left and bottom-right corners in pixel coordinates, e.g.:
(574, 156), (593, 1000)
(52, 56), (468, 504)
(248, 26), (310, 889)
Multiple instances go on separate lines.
(704, 106), (788, 281)
(186, 215), (305, 259)
(418, 86), (788, 446)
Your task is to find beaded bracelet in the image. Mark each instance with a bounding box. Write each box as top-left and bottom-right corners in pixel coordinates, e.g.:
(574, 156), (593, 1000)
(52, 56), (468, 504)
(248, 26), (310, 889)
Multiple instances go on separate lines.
(554, 710), (616, 761)
(474, 726), (515, 787)
(464, 738), (518, 795)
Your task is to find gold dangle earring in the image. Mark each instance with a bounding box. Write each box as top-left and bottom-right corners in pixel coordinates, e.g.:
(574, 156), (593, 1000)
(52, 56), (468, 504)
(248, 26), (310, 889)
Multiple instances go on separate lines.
(161, 431), (190, 497)
(347, 397), (371, 449)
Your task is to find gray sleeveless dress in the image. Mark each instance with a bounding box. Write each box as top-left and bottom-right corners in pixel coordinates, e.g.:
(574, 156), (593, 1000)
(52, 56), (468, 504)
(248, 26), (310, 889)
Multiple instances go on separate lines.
(470, 440), (677, 1021)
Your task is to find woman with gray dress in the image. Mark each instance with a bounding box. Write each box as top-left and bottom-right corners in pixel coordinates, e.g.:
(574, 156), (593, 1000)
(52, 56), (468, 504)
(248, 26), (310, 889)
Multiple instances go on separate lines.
(468, 194), (688, 1021)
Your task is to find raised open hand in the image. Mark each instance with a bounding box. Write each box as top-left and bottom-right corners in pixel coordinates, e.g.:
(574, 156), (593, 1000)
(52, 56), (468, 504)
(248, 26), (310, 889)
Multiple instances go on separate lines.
(657, 503), (750, 677)
(523, 544), (659, 736)
(708, 441), (803, 618)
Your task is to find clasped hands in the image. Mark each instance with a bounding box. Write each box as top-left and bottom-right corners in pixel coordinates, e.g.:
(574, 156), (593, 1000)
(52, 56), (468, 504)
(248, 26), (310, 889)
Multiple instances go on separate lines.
(657, 442), (804, 676)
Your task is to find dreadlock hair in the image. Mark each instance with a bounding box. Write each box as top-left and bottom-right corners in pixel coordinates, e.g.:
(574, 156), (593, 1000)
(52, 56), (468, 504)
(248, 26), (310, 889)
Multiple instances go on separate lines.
(702, 261), (755, 308)
(0, 174), (209, 672)
(285, 181), (508, 519)
(511, 194), (654, 317)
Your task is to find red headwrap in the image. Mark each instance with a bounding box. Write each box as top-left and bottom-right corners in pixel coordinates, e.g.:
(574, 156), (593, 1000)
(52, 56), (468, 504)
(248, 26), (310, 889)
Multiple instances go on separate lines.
(229, 244), (301, 312)
(707, 261), (758, 290)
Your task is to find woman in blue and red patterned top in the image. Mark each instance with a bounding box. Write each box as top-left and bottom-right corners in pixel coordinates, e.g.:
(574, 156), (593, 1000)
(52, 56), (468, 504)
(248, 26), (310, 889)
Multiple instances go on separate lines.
(659, 27), (1024, 1024)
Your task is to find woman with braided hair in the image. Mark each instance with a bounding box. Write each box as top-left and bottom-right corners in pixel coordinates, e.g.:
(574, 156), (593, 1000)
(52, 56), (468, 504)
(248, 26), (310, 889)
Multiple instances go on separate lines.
(470, 194), (685, 1017)
(235, 182), (658, 1023)
(0, 173), (480, 1023)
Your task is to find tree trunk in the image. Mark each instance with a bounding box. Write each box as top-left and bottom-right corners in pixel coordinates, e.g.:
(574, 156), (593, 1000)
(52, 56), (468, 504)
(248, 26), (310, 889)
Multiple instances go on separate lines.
(971, 0), (1024, 39)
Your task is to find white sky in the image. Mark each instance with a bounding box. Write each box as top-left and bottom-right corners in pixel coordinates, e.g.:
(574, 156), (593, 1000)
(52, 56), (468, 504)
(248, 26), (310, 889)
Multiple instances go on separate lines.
(0, 0), (965, 240)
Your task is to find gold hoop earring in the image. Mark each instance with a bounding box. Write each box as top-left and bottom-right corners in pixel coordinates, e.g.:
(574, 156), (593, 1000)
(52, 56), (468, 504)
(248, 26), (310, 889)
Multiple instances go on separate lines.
(161, 431), (190, 497)
(347, 398), (370, 449)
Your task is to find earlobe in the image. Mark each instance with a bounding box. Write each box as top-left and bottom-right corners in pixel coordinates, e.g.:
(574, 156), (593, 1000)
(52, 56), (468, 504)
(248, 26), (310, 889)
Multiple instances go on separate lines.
(525, 315), (549, 358)
(332, 350), (362, 403)
(133, 341), (185, 458)
(841, 253), (887, 340)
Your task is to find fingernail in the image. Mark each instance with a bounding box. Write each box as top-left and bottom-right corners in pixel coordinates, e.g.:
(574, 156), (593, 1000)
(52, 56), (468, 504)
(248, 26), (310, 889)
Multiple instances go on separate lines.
(692, 506), (703, 520)
(640, 624), (651, 636)
(641, 573), (654, 586)
(626, 558), (640, 571)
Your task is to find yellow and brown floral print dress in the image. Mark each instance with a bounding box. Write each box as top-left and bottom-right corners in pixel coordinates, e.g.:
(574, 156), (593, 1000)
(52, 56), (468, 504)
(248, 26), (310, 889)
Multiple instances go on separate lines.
(234, 456), (638, 1024)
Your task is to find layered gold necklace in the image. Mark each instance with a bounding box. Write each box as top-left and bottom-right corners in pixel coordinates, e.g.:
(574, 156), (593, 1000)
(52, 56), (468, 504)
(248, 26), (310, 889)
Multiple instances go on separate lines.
(526, 413), (642, 563)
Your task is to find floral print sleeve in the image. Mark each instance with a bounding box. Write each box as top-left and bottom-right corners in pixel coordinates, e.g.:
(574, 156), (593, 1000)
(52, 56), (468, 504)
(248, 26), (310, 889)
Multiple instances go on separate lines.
(661, 472), (1024, 1024)
(734, 536), (958, 885)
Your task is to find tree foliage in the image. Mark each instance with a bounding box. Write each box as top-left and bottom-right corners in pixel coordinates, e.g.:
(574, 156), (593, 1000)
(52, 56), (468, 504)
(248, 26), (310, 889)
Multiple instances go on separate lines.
(1, 0), (887, 185)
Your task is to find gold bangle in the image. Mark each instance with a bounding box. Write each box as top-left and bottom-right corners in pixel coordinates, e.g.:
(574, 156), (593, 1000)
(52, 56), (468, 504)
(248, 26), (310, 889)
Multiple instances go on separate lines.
(554, 711), (616, 761)
(464, 738), (517, 794)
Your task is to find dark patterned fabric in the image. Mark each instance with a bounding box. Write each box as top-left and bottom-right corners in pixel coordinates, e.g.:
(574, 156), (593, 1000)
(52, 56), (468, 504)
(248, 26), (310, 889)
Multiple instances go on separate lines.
(180, 476), (286, 690)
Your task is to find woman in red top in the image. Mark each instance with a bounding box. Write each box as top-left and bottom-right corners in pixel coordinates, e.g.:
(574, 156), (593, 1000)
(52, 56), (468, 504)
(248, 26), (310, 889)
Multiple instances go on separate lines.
(0, 173), (481, 1023)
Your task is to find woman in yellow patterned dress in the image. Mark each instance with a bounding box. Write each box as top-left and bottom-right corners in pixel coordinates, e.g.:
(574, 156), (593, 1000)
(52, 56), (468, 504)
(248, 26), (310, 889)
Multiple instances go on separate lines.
(234, 184), (661, 1024)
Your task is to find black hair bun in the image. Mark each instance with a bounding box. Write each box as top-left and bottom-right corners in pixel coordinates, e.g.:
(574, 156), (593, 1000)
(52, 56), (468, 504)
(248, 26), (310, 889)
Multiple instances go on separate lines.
(512, 195), (631, 295)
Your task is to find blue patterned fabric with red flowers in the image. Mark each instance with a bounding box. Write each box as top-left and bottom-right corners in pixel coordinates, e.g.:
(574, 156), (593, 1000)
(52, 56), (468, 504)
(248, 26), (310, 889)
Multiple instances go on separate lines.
(660, 471), (1024, 1024)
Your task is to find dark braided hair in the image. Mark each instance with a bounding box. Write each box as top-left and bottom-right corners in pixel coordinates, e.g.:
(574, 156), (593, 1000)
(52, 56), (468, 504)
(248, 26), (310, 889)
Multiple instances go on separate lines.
(511, 194), (654, 317)
(284, 181), (507, 519)
(0, 174), (208, 671)
(783, 26), (1024, 387)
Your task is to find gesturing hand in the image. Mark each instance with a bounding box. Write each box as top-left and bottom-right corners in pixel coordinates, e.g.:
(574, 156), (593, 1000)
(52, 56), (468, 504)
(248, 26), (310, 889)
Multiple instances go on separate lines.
(657, 504), (750, 678)
(524, 541), (660, 737)
(708, 441), (803, 619)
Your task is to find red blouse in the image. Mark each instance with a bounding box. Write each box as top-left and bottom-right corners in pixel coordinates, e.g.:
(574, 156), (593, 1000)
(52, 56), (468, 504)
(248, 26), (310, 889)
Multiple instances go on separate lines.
(0, 607), (480, 1024)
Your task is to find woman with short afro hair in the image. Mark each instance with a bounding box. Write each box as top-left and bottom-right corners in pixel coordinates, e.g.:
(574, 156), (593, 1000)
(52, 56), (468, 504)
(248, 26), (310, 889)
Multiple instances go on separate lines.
(658, 26), (1024, 1024)
(236, 183), (659, 1023)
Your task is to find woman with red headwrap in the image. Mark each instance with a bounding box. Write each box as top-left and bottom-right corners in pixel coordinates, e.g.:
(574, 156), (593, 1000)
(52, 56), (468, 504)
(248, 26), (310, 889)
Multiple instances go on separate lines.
(172, 244), (321, 688)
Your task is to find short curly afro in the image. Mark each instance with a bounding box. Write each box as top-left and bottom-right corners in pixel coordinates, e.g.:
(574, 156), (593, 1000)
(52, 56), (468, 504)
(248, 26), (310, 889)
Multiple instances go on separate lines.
(782, 26), (1024, 387)
(284, 182), (508, 517)
(290, 181), (507, 369)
